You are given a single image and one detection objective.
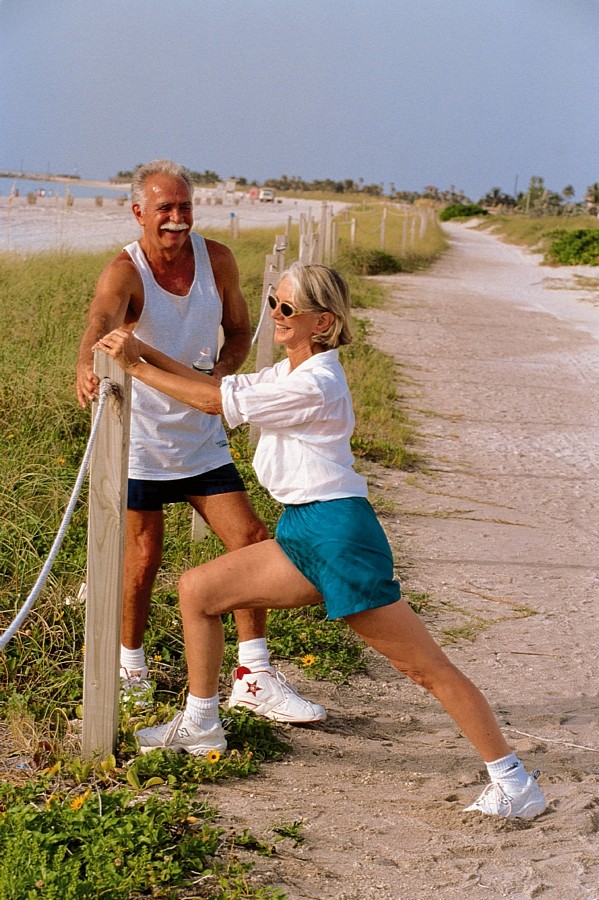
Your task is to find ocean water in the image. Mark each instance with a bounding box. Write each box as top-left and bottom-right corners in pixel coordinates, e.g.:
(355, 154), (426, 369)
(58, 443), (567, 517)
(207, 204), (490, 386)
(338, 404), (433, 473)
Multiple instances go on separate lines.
(0, 175), (128, 201)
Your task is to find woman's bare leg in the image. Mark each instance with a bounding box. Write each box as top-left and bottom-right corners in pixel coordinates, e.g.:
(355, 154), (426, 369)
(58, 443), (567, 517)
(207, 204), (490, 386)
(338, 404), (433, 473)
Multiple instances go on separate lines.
(178, 539), (322, 698)
(345, 601), (510, 762)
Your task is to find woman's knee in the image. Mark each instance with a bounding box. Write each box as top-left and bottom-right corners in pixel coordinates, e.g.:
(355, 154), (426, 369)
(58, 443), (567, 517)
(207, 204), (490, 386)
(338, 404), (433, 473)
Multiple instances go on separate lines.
(179, 568), (211, 614)
(391, 656), (462, 695)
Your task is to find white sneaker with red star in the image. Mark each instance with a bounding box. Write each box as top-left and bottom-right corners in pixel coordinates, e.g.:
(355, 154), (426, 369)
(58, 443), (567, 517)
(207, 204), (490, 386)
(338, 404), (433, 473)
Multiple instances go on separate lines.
(227, 666), (326, 723)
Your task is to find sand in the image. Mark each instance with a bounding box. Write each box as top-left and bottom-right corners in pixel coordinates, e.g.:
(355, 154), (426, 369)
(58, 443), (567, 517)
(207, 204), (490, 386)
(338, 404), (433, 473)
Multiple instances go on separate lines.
(0, 188), (347, 254)
(2, 205), (599, 898)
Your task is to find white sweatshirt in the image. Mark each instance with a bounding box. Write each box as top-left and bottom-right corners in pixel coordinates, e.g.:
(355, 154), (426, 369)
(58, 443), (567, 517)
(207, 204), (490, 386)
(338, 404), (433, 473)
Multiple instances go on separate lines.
(221, 349), (368, 504)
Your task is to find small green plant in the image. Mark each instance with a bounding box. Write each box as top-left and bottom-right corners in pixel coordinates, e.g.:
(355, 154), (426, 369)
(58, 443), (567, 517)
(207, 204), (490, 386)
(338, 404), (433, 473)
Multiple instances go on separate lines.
(272, 819), (305, 846)
(339, 246), (403, 275)
(439, 203), (488, 221)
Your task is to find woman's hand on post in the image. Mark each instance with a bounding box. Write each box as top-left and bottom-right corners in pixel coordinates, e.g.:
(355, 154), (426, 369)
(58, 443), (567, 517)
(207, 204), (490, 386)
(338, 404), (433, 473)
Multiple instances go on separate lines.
(93, 328), (143, 374)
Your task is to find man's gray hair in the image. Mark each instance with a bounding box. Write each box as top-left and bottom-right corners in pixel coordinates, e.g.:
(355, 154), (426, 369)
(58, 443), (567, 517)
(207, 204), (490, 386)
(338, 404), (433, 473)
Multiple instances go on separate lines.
(131, 159), (195, 209)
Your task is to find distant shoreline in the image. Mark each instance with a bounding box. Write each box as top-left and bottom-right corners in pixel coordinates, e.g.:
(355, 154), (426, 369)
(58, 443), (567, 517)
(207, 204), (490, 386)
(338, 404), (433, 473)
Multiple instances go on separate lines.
(0, 171), (129, 191)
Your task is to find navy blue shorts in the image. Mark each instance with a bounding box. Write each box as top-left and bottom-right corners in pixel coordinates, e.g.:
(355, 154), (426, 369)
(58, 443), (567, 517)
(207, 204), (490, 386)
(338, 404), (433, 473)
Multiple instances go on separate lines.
(127, 463), (246, 511)
(275, 497), (401, 620)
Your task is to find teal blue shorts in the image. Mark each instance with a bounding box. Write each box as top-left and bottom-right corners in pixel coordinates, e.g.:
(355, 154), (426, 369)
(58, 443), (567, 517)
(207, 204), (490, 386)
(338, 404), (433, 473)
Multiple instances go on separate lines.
(275, 497), (401, 620)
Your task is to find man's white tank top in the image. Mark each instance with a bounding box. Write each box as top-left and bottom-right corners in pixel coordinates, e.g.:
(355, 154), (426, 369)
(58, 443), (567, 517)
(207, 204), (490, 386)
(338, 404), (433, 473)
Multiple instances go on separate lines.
(124, 232), (232, 480)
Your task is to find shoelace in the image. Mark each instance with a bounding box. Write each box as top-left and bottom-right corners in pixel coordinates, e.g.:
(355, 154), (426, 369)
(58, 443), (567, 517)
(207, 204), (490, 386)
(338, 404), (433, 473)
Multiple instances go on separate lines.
(274, 669), (301, 696)
(161, 711), (187, 745)
(477, 781), (513, 810)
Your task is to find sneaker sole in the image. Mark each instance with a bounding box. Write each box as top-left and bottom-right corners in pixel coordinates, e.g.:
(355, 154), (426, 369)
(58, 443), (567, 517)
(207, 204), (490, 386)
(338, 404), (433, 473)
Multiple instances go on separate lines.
(227, 699), (327, 723)
(138, 742), (227, 757)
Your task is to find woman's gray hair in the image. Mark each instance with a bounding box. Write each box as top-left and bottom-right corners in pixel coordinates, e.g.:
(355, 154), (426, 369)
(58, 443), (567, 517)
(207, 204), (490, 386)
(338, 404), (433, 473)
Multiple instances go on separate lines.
(131, 159), (194, 209)
(280, 262), (353, 349)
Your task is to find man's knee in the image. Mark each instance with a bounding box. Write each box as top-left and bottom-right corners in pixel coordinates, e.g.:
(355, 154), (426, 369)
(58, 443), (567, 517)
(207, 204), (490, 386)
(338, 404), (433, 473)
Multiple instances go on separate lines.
(243, 516), (270, 546)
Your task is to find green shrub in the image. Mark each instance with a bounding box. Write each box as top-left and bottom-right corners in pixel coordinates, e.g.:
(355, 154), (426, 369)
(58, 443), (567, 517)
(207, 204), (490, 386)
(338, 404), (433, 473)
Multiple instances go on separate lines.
(439, 203), (488, 222)
(545, 228), (599, 265)
(338, 246), (403, 275)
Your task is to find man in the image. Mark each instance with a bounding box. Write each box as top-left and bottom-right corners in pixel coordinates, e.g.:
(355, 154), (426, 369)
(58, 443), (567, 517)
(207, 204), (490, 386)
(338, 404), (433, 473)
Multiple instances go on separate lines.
(76, 158), (325, 724)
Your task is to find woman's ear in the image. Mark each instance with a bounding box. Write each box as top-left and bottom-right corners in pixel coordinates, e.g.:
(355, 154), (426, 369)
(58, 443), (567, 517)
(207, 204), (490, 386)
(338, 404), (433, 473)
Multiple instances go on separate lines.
(313, 311), (334, 334)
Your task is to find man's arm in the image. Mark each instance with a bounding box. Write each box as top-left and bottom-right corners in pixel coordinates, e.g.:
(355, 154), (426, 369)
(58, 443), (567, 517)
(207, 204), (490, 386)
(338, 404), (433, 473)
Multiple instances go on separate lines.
(75, 254), (140, 408)
(206, 240), (252, 378)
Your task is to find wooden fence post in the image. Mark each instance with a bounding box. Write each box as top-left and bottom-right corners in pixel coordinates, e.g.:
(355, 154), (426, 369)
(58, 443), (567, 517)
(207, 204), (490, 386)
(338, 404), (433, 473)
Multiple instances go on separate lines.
(82, 351), (131, 759)
(380, 205), (387, 250)
(250, 234), (287, 443)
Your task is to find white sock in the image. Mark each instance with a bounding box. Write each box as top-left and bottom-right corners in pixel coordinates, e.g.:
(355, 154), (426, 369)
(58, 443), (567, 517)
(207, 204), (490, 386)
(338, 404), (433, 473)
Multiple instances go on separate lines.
(238, 637), (271, 671)
(185, 693), (220, 729)
(120, 645), (146, 672)
(486, 752), (528, 789)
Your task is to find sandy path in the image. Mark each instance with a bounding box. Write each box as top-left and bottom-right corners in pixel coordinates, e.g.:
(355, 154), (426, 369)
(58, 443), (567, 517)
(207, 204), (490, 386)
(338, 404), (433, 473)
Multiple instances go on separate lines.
(200, 224), (599, 899)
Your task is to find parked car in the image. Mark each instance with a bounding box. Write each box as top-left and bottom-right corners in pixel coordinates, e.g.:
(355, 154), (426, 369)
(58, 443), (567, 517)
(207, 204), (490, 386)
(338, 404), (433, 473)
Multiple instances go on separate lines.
(258, 189), (275, 203)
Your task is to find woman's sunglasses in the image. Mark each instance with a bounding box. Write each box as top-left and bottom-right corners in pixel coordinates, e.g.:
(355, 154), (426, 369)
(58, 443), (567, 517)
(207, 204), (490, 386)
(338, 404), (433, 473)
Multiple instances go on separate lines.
(267, 287), (301, 318)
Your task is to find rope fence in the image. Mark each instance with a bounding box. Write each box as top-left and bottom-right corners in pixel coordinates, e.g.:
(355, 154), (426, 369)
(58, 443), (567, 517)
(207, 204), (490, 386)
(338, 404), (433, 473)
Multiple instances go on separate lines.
(0, 379), (114, 651)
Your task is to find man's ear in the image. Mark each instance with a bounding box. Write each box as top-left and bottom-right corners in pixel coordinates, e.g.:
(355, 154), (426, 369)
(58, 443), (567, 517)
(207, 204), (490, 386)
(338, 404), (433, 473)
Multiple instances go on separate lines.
(132, 203), (144, 225)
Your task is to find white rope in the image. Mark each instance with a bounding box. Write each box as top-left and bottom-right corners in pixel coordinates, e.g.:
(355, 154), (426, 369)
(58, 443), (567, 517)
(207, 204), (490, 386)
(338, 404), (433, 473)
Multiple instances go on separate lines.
(251, 294), (271, 346)
(0, 379), (114, 651)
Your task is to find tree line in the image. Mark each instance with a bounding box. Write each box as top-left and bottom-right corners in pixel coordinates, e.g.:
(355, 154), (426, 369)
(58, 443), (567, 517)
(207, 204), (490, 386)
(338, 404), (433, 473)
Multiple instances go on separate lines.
(112, 166), (599, 215)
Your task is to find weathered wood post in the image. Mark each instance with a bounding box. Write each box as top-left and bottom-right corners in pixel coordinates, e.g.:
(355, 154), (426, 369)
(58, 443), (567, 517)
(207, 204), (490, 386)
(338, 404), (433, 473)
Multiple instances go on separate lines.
(331, 219), (338, 263)
(82, 351), (131, 759)
(250, 234), (287, 443)
(380, 205), (387, 250)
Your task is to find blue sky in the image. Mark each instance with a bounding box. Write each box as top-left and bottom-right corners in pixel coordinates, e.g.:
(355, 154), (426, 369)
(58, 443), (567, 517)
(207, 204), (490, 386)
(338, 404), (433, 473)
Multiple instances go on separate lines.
(1, 0), (597, 200)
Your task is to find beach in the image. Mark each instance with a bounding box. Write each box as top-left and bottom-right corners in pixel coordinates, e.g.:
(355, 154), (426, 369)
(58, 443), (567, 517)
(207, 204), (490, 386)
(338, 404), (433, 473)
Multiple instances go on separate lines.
(0, 186), (347, 254)
(2, 202), (599, 898)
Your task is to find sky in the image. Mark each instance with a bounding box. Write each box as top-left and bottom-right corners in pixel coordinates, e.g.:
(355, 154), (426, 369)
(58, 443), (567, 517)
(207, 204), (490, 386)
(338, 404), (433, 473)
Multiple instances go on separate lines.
(1, 0), (597, 201)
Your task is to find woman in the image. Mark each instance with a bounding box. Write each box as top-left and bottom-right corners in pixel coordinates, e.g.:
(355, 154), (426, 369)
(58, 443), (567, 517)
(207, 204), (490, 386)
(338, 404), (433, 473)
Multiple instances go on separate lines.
(95, 262), (546, 820)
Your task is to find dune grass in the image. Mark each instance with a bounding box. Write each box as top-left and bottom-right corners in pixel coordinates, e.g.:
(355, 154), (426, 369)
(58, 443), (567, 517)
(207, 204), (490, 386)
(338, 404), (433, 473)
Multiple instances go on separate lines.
(476, 211), (599, 255)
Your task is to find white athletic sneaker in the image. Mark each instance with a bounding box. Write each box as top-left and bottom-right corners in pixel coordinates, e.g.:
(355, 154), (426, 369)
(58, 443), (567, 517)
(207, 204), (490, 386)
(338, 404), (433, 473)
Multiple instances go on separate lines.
(227, 666), (327, 723)
(120, 666), (153, 709)
(464, 769), (546, 819)
(135, 711), (227, 756)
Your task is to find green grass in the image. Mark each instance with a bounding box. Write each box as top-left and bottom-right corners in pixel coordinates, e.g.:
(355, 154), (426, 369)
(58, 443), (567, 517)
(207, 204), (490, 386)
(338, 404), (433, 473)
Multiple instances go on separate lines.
(0, 220), (440, 898)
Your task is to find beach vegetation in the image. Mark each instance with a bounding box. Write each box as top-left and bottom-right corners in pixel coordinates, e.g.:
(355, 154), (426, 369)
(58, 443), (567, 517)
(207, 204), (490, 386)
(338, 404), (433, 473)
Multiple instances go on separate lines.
(476, 211), (599, 258)
(544, 228), (599, 265)
(439, 203), (488, 221)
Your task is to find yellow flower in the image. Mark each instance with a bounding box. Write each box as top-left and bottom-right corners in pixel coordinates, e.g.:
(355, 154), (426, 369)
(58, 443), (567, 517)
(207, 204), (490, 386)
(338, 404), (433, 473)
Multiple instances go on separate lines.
(206, 750), (221, 764)
(7, 434), (14, 439)
(56, 457), (65, 465)
(153, 654), (162, 662)
(45, 794), (58, 808)
(70, 789), (91, 810)
(300, 654), (316, 667)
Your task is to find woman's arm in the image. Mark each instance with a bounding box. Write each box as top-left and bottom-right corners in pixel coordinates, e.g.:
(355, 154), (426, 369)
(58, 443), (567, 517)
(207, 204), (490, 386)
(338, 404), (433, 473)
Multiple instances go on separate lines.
(93, 328), (224, 415)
